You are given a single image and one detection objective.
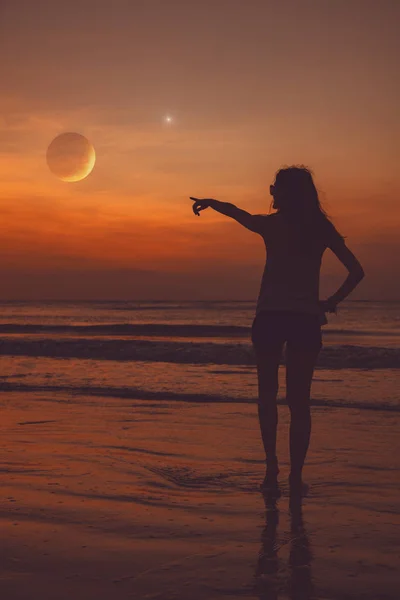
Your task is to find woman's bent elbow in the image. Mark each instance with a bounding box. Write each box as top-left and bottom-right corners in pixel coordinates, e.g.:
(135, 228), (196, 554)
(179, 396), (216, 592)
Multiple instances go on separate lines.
(355, 266), (365, 281)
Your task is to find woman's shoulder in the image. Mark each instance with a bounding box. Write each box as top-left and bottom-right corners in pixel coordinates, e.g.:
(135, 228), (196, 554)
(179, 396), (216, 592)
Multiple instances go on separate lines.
(259, 212), (281, 225)
(264, 212), (285, 228)
(256, 213), (284, 241)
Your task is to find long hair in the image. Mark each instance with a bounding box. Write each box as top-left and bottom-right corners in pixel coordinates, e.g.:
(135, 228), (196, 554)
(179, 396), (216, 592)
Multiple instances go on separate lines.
(272, 165), (343, 244)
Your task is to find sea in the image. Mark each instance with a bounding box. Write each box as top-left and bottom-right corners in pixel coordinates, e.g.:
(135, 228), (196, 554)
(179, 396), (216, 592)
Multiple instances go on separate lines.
(0, 300), (398, 411)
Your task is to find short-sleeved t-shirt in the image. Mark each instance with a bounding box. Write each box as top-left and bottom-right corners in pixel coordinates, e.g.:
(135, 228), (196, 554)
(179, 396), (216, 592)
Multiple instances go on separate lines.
(254, 212), (343, 317)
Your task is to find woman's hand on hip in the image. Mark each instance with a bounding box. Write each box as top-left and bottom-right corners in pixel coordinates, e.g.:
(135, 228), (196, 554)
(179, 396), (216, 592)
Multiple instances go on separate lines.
(319, 299), (337, 314)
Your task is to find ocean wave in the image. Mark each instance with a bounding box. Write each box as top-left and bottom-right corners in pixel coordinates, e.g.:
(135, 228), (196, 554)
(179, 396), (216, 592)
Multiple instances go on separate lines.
(0, 323), (249, 337)
(0, 381), (398, 411)
(0, 322), (398, 338)
(0, 337), (399, 368)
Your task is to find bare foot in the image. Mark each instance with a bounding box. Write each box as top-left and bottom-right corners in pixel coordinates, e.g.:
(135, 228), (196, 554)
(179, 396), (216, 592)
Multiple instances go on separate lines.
(288, 474), (309, 497)
(260, 473), (281, 497)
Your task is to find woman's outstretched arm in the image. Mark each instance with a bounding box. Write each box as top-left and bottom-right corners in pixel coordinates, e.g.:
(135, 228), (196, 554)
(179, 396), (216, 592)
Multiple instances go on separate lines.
(190, 197), (266, 234)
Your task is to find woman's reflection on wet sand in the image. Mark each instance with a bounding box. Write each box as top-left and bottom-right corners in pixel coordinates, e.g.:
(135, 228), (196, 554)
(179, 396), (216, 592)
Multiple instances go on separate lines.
(255, 492), (315, 600)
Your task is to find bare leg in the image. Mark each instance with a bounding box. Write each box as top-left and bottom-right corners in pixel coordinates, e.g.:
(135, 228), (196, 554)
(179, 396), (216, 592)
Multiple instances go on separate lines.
(255, 347), (283, 488)
(286, 346), (319, 491)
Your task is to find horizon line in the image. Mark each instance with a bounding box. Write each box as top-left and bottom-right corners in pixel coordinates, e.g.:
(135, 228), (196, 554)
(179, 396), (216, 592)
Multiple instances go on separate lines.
(0, 298), (398, 304)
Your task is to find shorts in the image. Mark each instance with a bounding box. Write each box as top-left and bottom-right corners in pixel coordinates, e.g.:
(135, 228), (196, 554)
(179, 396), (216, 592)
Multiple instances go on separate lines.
(251, 310), (322, 355)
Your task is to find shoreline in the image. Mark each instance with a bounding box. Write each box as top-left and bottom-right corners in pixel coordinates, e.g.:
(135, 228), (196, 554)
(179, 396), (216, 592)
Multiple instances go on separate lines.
(1, 384), (399, 412)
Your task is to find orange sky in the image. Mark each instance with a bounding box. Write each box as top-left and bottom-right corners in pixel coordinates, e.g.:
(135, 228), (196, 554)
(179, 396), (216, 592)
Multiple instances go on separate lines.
(0, 0), (399, 300)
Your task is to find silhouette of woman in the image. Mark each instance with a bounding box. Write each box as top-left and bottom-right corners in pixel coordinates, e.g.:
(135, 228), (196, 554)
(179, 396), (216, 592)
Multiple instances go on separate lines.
(190, 165), (364, 495)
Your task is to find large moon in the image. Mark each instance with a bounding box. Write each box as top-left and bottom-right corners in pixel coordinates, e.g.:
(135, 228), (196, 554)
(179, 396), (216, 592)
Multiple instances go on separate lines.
(46, 132), (96, 182)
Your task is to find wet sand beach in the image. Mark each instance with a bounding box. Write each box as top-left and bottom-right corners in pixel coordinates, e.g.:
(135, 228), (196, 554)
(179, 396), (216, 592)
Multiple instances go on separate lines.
(0, 392), (398, 599)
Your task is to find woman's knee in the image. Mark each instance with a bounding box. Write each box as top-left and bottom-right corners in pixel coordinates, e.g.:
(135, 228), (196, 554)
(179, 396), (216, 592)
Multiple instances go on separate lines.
(287, 398), (310, 417)
(258, 400), (278, 423)
(257, 380), (279, 407)
(258, 369), (278, 389)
